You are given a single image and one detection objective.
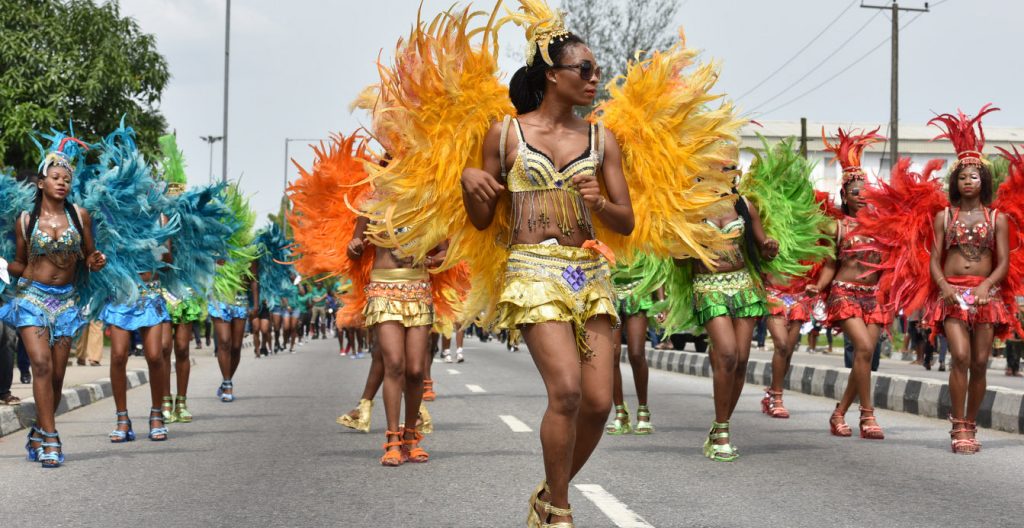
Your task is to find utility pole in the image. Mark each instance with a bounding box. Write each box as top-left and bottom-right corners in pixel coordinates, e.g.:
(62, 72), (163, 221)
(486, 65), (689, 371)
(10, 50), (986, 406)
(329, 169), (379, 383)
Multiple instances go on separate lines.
(200, 135), (223, 184)
(799, 117), (808, 159)
(861, 1), (929, 169)
(221, 0), (231, 182)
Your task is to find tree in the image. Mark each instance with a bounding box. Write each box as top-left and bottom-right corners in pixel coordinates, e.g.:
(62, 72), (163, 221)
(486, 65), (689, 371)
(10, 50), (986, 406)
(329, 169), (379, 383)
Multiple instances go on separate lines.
(0, 0), (170, 171)
(562, 0), (681, 104)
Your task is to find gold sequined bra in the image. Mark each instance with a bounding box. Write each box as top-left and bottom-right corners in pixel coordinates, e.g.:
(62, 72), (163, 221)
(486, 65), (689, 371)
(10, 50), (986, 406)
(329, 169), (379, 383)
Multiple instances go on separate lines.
(499, 116), (605, 244)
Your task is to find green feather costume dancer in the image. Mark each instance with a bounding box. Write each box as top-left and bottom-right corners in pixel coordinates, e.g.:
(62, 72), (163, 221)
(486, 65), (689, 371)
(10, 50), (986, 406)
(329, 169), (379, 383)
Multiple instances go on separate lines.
(605, 253), (668, 436)
(209, 184), (259, 403)
(661, 137), (830, 461)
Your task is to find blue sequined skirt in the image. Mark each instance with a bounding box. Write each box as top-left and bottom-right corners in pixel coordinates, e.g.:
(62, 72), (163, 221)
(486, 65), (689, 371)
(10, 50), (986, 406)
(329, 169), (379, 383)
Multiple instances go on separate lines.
(99, 282), (170, 331)
(209, 293), (249, 321)
(0, 279), (87, 343)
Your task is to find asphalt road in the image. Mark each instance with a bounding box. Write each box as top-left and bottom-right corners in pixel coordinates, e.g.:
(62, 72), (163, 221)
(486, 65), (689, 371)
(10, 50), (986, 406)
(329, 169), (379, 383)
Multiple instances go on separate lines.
(2, 336), (1022, 528)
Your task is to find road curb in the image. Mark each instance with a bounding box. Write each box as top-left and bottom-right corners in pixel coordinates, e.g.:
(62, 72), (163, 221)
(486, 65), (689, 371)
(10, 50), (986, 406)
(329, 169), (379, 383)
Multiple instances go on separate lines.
(0, 369), (149, 438)
(0, 337), (253, 438)
(635, 347), (1024, 434)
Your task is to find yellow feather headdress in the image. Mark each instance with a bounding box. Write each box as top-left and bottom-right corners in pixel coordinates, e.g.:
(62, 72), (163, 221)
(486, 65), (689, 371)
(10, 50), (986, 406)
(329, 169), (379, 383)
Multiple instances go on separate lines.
(503, 0), (572, 66)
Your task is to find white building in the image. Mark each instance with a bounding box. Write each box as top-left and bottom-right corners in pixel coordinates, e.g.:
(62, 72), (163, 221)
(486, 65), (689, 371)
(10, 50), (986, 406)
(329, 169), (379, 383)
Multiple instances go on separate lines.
(739, 120), (1024, 194)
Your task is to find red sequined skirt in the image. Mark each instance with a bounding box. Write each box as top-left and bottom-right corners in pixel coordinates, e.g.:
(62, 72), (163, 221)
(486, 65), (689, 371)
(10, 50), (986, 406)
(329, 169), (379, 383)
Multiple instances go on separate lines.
(825, 280), (891, 326)
(767, 288), (812, 323)
(924, 275), (1016, 339)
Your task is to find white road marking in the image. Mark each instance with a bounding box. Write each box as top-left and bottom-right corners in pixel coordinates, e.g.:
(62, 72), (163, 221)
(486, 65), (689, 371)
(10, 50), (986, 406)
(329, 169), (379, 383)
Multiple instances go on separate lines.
(447, 369), (461, 375)
(499, 415), (533, 432)
(466, 384), (486, 393)
(574, 484), (654, 528)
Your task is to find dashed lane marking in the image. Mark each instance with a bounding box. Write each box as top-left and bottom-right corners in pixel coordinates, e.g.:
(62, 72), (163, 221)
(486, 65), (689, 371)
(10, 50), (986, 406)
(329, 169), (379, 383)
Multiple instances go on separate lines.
(575, 484), (655, 528)
(499, 415), (533, 432)
(466, 384), (486, 393)
(447, 369), (461, 375)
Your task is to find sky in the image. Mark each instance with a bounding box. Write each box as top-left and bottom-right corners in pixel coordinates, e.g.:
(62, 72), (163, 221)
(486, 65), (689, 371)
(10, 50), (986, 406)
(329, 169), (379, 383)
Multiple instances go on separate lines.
(116, 0), (1023, 225)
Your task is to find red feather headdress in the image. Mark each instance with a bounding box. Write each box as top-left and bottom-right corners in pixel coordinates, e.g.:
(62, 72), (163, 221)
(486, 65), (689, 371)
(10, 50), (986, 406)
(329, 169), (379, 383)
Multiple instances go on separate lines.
(928, 103), (1000, 168)
(822, 127), (885, 186)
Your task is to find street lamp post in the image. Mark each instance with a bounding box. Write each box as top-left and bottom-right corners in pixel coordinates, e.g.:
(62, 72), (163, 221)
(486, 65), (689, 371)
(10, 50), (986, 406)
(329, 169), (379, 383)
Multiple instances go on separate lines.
(200, 135), (224, 183)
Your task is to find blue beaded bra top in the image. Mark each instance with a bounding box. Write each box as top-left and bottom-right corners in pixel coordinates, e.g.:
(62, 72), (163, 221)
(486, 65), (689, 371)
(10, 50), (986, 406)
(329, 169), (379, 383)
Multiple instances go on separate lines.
(26, 209), (83, 268)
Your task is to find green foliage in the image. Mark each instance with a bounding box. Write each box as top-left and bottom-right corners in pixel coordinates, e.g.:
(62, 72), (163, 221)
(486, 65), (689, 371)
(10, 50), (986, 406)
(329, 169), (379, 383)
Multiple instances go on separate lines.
(989, 155), (1008, 193)
(266, 195), (293, 237)
(0, 0), (169, 171)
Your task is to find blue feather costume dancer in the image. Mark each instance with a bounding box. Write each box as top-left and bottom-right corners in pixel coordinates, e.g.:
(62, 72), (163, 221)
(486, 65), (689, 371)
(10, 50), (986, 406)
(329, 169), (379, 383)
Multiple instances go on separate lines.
(209, 184), (259, 402)
(81, 121), (180, 443)
(254, 223), (294, 311)
(251, 223), (294, 355)
(156, 135), (234, 326)
(0, 127), (107, 468)
(0, 129), (98, 344)
(154, 134), (236, 423)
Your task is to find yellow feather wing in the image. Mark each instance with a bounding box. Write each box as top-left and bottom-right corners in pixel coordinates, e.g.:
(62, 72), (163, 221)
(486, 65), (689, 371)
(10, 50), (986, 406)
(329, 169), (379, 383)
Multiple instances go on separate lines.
(594, 29), (743, 266)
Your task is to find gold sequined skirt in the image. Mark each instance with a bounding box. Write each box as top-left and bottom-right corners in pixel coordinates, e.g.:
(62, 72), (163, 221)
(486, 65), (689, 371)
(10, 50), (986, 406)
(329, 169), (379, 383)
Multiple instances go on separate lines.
(363, 268), (434, 329)
(493, 244), (617, 359)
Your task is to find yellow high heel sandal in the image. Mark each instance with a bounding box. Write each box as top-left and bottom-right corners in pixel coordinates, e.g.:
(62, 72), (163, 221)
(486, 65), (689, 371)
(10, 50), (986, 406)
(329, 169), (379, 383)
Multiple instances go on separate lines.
(527, 480), (550, 528)
(173, 395), (193, 423)
(337, 399), (372, 432)
(161, 395), (177, 424)
(541, 503), (574, 528)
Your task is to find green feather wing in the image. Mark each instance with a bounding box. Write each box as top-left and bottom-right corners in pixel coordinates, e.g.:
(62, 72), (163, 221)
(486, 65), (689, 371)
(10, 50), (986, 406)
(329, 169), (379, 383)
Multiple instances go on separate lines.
(739, 135), (833, 282)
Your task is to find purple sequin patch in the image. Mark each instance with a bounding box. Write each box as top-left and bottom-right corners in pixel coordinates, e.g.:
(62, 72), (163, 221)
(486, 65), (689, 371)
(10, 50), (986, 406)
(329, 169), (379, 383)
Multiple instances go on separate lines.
(43, 296), (62, 312)
(562, 266), (586, 292)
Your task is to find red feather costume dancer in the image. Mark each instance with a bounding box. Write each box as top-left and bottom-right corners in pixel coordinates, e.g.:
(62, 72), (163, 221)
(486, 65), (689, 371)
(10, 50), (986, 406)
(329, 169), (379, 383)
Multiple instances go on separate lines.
(924, 106), (1017, 454)
(811, 127), (893, 441)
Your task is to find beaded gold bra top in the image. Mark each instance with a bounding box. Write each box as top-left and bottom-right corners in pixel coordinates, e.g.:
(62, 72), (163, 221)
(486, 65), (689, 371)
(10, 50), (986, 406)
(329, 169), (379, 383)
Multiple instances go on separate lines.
(703, 216), (745, 265)
(23, 209), (83, 269)
(499, 116), (605, 245)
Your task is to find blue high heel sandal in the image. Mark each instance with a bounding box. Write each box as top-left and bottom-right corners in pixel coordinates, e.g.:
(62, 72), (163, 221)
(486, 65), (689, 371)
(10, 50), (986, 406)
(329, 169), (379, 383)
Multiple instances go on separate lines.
(38, 430), (64, 468)
(219, 380), (235, 403)
(148, 408), (169, 441)
(25, 425), (42, 462)
(109, 411), (136, 443)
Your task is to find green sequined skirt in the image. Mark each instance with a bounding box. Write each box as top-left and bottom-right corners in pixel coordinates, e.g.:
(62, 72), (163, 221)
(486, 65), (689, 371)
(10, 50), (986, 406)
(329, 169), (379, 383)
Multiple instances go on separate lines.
(692, 269), (767, 327)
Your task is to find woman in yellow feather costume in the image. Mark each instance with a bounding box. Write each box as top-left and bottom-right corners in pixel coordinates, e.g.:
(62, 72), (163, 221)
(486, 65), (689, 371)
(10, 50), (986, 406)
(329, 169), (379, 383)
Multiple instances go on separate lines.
(355, 0), (742, 524)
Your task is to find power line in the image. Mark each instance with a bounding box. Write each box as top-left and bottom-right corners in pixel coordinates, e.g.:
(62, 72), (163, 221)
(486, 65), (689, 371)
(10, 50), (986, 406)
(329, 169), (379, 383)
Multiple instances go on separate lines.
(754, 11), (926, 117)
(748, 9), (883, 112)
(735, 0), (858, 102)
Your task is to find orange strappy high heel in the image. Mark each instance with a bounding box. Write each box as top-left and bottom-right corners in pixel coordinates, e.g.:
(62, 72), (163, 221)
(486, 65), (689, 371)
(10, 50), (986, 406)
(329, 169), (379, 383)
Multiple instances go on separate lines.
(829, 403), (851, 437)
(402, 427), (429, 463)
(380, 430), (404, 467)
(858, 406), (884, 440)
(422, 379), (436, 402)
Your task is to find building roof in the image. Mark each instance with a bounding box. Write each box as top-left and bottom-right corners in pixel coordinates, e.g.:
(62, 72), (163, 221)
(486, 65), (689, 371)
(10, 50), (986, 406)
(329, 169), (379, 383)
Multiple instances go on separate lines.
(740, 120), (1024, 156)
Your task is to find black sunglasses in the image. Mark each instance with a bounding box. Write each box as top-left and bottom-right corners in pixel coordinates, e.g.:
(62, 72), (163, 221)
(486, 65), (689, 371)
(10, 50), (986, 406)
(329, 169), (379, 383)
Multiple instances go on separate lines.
(552, 60), (601, 81)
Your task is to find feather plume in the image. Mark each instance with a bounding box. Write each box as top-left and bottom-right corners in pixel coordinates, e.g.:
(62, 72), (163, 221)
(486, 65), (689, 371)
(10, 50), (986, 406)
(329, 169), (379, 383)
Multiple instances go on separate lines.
(212, 184), (259, 303)
(359, 4), (512, 263)
(254, 223), (294, 309)
(159, 183), (235, 298)
(287, 133), (377, 327)
(0, 171), (36, 263)
(995, 145), (1024, 310)
(502, 0), (570, 66)
(929, 104), (1000, 164)
(822, 127), (884, 183)
(739, 135), (833, 282)
(854, 158), (948, 315)
(77, 123), (180, 312)
(595, 29), (742, 265)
